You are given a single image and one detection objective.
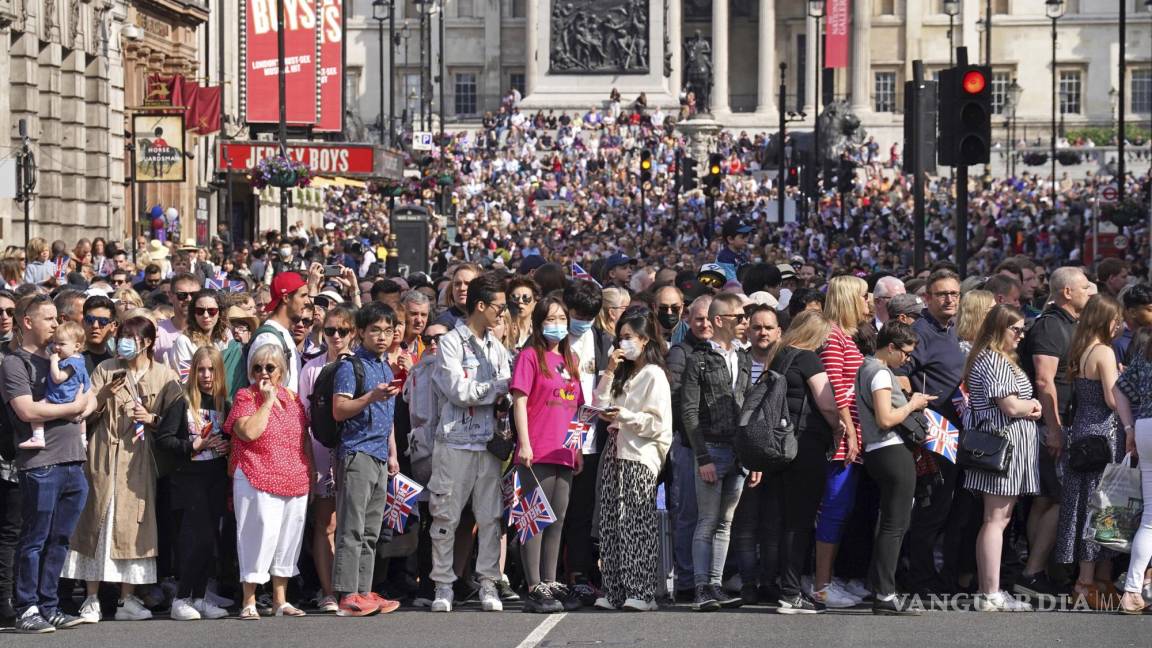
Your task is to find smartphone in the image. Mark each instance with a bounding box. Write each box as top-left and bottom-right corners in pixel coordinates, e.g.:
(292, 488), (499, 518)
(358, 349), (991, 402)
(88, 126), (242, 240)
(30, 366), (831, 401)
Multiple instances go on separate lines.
(324, 264), (342, 277)
(389, 378), (405, 390)
(110, 369), (126, 382)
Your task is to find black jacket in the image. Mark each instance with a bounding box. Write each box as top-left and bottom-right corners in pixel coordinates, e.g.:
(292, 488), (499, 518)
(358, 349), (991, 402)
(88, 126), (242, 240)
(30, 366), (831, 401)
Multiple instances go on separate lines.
(681, 340), (752, 465)
(589, 325), (615, 451)
(666, 331), (701, 443)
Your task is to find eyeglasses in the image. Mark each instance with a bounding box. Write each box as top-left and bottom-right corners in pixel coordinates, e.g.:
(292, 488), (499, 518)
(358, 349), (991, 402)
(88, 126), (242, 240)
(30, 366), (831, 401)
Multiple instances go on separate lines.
(294, 318), (314, 328)
(323, 326), (352, 338)
(110, 278), (127, 286)
(656, 304), (683, 313)
(931, 291), (961, 301)
(83, 315), (113, 327)
(174, 291), (195, 302)
(485, 303), (508, 317)
(421, 333), (444, 345)
(365, 326), (394, 337)
(231, 321), (251, 332)
(0, 308), (15, 318)
(1008, 325), (1026, 337)
(253, 364), (279, 375)
(510, 294), (536, 304)
(717, 313), (749, 322)
(194, 307), (220, 317)
(895, 346), (916, 361)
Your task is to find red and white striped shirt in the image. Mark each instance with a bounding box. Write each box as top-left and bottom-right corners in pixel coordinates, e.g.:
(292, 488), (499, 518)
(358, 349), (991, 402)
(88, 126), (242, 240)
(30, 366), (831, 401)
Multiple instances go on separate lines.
(820, 325), (864, 463)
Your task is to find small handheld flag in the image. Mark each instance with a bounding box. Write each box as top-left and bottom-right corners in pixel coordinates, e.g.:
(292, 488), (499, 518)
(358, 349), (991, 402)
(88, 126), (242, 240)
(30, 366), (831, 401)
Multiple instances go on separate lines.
(501, 469), (523, 525)
(571, 263), (602, 288)
(509, 485), (557, 544)
(923, 408), (959, 463)
(383, 473), (424, 533)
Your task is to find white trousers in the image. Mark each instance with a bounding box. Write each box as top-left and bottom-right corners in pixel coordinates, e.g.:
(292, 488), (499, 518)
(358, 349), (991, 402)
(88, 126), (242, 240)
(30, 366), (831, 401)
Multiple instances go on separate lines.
(233, 468), (308, 584)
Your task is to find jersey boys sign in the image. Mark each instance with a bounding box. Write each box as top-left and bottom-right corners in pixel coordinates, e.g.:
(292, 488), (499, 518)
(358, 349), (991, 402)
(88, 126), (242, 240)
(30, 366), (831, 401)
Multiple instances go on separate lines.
(219, 142), (377, 176)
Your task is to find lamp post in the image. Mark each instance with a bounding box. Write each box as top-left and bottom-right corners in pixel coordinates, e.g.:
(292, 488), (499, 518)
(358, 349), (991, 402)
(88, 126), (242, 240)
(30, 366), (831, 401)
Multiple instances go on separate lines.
(276, 0), (289, 236)
(778, 62), (807, 226)
(1007, 79), (1022, 178)
(1046, 0), (1063, 203)
(807, 0), (824, 202)
(416, 0), (429, 132)
(372, 1), (390, 145)
(1117, 0), (1128, 201)
(944, 0), (960, 68)
(984, 0), (992, 66)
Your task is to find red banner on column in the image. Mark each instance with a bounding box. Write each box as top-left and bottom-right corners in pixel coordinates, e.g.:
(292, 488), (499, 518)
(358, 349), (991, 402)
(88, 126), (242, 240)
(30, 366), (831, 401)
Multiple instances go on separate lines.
(242, 0), (319, 125)
(316, 0), (344, 133)
(825, 0), (851, 69)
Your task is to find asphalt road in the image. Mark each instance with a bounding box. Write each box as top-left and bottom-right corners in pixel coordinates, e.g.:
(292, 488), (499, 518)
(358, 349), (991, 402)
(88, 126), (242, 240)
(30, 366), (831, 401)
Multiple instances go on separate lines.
(2, 599), (1149, 648)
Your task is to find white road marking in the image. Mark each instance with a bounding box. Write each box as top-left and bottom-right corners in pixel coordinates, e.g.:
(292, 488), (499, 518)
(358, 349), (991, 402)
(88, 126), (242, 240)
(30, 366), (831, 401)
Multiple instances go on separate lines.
(513, 612), (568, 648)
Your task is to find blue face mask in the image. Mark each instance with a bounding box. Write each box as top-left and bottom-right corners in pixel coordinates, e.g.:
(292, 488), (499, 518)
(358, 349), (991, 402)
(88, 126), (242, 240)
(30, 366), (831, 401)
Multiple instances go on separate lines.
(541, 324), (569, 342)
(116, 338), (139, 360)
(569, 318), (593, 338)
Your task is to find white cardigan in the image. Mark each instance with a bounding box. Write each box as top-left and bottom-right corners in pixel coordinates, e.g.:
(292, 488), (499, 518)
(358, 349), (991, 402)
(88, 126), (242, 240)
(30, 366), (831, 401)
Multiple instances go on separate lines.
(593, 364), (673, 477)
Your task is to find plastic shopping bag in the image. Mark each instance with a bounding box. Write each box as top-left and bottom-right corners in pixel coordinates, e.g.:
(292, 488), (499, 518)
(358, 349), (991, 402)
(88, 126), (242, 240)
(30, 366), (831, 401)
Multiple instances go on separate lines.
(1085, 454), (1143, 554)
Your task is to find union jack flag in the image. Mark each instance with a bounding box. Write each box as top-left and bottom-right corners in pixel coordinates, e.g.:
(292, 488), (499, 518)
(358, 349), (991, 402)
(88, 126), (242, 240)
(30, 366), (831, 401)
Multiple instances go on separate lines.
(922, 408), (959, 463)
(509, 486), (557, 544)
(951, 386), (969, 421)
(570, 263), (601, 288)
(564, 421), (590, 451)
(383, 473), (424, 533)
(205, 278), (247, 293)
(501, 469), (523, 525)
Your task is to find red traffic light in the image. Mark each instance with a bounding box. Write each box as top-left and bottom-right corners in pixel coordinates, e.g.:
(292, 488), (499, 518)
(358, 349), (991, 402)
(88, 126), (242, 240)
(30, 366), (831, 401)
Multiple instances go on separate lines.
(962, 70), (986, 94)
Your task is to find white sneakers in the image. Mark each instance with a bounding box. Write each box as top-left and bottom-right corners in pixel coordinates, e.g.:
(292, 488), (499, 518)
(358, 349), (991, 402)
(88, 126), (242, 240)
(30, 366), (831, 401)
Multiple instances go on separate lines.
(431, 584), (454, 612)
(622, 598), (658, 612)
(805, 580), (861, 609)
(170, 598), (200, 621)
(479, 579), (503, 611)
(114, 594), (153, 621)
(316, 594), (340, 613)
(78, 595), (102, 624)
(974, 591), (1033, 612)
(839, 578), (871, 600)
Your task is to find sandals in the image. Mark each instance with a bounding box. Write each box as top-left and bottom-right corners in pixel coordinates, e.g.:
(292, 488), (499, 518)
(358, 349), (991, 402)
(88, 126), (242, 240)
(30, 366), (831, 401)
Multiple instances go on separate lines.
(274, 603), (306, 617)
(238, 605), (260, 620)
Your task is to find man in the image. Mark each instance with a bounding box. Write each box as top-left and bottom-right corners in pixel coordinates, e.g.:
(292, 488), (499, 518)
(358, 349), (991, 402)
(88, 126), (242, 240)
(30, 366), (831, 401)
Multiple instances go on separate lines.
(602, 252), (637, 290)
(432, 264), (479, 329)
(561, 280), (615, 604)
(291, 305), (319, 358)
(111, 250), (132, 274)
(133, 264), (163, 294)
(655, 285), (685, 342)
(2, 296), (94, 632)
(798, 263), (820, 289)
(873, 275), (907, 330)
(715, 218), (752, 283)
(681, 293), (754, 611)
(894, 269), (967, 596)
(80, 296), (117, 375)
(428, 273), (511, 613)
(0, 290), (16, 345)
(52, 290), (85, 326)
(1016, 266), (1092, 597)
(666, 294), (713, 601)
(153, 273), (202, 365)
(1115, 283), (1152, 361)
(250, 272), (311, 392)
(372, 279), (404, 310)
(331, 302), (403, 617)
(0, 290), (17, 625)
(1097, 258), (1130, 298)
(401, 290), (432, 359)
(746, 305), (781, 382)
(886, 294), (924, 327)
(984, 274), (1022, 308)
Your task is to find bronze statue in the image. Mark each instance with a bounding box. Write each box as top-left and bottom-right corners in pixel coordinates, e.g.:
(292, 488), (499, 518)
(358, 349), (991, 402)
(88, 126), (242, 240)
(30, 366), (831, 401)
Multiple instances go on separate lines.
(684, 30), (712, 113)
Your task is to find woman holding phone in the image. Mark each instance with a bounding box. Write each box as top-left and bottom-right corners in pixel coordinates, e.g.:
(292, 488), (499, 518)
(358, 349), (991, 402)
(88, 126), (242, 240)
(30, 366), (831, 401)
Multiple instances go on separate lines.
(593, 307), (672, 612)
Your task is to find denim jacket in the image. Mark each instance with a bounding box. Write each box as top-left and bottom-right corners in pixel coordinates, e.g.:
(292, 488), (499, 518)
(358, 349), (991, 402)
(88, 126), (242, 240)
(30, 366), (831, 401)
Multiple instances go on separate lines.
(431, 323), (511, 447)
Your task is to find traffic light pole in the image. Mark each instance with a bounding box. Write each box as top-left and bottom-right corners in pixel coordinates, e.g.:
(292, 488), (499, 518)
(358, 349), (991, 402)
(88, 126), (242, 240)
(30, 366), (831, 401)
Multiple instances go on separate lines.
(910, 62), (927, 274)
(778, 62), (787, 227)
(956, 164), (968, 278)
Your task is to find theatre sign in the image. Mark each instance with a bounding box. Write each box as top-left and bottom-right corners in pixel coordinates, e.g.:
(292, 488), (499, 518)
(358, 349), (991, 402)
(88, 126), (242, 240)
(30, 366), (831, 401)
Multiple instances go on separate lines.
(217, 142), (404, 179)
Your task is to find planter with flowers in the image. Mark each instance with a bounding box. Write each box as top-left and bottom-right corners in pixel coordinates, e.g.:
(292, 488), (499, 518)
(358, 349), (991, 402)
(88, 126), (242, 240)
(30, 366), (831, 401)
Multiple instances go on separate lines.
(248, 154), (312, 190)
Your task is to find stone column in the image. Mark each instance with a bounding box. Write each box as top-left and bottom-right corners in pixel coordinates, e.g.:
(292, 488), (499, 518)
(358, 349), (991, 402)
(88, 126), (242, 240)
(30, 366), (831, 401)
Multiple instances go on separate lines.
(525, 0), (538, 97)
(711, 0), (729, 113)
(850, 0), (871, 114)
(803, 14), (817, 116)
(755, 0), (776, 115)
(668, 0), (682, 100)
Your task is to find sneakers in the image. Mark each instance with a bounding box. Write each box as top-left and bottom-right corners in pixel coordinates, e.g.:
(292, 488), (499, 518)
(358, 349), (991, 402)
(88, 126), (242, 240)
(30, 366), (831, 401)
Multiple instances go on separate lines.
(572, 580), (603, 607)
(496, 576), (521, 602)
(691, 584), (719, 612)
(367, 592), (401, 614)
(809, 582), (861, 609)
(739, 584), (760, 606)
(336, 593), (380, 617)
(711, 584), (743, 609)
(777, 593), (825, 615)
(593, 597), (616, 610)
(523, 583), (564, 614)
(431, 584), (454, 613)
(316, 594), (340, 613)
(872, 595), (920, 616)
(46, 610), (84, 629)
(479, 579), (503, 611)
(114, 594), (153, 621)
(547, 582), (582, 611)
(193, 598), (229, 620)
(622, 598), (658, 612)
(974, 591), (1033, 612)
(169, 598), (201, 621)
(78, 594), (102, 624)
(15, 608), (55, 634)
(840, 578), (871, 601)
(1013, 572), (1059, 598)
(204, 589), (234, 610)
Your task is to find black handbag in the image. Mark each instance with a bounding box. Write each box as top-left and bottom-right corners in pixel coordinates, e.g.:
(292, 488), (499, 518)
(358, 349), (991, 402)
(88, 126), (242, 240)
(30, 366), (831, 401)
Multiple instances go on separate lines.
(1067, 435), (1112, 473)
(957, 424), (1014, 474)
(896, 411), (930, 446)
(486, 394), (515, 462)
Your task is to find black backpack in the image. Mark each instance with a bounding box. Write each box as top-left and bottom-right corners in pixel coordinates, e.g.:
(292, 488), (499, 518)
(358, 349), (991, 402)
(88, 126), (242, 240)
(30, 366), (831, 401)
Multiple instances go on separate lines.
(310, 356), (366, 449)
(735, 347), (806, 472)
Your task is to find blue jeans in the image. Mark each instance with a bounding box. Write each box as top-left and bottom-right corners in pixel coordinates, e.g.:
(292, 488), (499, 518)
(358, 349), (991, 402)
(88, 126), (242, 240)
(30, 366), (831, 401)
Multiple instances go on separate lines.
(15, 463), (88, 616)
(668, 442), (698, 591)
(814, 461), (860, 544)
(692, 444), (745, 586)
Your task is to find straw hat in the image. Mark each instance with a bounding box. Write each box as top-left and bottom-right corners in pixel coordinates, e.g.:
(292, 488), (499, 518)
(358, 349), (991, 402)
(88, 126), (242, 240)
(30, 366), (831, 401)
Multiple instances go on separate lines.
(147, 240), (170, 260)
(226, 306), (259, 332)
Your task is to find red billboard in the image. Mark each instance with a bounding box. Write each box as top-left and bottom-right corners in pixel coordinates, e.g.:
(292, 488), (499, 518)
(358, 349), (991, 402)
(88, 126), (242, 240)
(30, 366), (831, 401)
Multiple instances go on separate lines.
(242, 0), (320, 125)
(316, 0), (344, 132)
(825, 0), (850, 69)
(219, 142), (379, 176)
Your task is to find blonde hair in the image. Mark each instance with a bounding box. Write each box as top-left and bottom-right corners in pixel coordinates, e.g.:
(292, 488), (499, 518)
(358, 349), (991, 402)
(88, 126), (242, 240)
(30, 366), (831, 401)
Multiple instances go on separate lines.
(186, 346), (229, 431)
(26, 237), (48, 261)
(595, 287), (631, 332)
(955, 289), (995, 344)
(762, 310), (833, 369)
(824, 275), (868, 335)
(54, 320), (85, 344)
(113, 287), (144, 310)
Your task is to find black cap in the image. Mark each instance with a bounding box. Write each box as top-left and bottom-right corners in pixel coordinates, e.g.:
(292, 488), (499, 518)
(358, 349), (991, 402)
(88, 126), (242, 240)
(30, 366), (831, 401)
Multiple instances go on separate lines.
(722, 217), (754, 239)
(518, 254), (547, 274)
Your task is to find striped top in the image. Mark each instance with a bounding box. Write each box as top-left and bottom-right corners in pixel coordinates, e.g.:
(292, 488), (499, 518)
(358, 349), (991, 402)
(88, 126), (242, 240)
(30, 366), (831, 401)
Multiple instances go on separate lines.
(820, 325), (864, 462)
(962, 349), (1040, 497)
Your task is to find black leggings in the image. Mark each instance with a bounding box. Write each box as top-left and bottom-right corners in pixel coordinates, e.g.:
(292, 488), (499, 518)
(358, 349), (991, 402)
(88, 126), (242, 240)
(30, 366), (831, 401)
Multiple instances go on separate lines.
(775, 425), (831, 598)
(863, 443), (916, 597)
(172, 459), (229, 599)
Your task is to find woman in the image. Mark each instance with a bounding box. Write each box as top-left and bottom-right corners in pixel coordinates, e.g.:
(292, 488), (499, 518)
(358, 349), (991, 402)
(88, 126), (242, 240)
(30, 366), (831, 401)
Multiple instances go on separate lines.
(956, 289), (995, 354)
(593, 308), (672, 612)
(113, 287), (144, 320)
(23, 237), (54, 285)
(762, 311), (844, 614)
(68, 316), (187, 623)
(169, 290), (231, 382)
(963, 304), (1043, 612)
(169, 346), (232, 621)
(511, 295), (583, 613)
(856, 322), (932, 615)
(1, 258), (23, 289)
(1055, 295), (1124, 607)
(504, 277), (540, 352)
(91, 237), (111, 276)
(298, 305), (357, 614)
(225, 345), (312, 619)
(812, 274), (869, 608)
(1115, 328), (1152, 614)
(596, 287), (631, 337)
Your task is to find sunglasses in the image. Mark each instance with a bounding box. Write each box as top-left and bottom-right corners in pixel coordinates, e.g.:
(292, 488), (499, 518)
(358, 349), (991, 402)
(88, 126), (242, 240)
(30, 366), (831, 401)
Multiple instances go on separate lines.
(0, 308), (15, 318)
(510, 294), (536, 304)
(194, 307), (220, 317)
(110, 278), (127, 286)
(656, 304), (683, 313)
(323, 326), (352, 338)
(293, 318), (314, 328)
(83, 315), (113, 327)
(253, 364), (279, 375)
(174, 291), (195, 301)
(313, 296), (331, 309)
(421, 333), (444, 345)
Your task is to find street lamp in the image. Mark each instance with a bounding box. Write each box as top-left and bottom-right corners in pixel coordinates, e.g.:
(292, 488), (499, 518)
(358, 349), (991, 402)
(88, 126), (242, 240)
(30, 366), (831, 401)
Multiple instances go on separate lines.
(807, 0), (824, 201)
(1006, 79), (1022, 177)
(944, 0), (960, 68)
(372, 1), (391, 146)
(1046, 0), (1063, 199)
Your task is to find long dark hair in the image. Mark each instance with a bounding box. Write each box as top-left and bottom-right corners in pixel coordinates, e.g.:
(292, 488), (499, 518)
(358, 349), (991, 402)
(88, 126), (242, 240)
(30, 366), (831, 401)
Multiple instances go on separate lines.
(526, 295), (578, 380)
(187, 289), (229, 346)
(611, 306), (666, 398)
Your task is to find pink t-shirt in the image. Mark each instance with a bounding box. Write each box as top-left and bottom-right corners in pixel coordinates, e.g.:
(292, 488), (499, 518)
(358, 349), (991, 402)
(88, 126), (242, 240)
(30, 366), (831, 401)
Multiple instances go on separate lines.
(510, 348), (583, 468)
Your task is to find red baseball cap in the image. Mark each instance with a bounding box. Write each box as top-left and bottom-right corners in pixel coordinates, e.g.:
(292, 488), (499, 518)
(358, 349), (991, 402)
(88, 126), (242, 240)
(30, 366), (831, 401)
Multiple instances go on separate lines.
(265, 272), (307, 313)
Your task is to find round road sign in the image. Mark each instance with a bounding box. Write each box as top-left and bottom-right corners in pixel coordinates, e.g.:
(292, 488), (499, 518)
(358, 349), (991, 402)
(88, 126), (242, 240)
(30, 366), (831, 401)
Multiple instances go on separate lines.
(1114, 235), (1129, 250)
(1100, 185), (1119, 203)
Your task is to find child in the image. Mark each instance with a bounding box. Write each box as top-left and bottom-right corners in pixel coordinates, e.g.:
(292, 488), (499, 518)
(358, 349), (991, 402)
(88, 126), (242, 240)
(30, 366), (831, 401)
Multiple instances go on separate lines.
(20, 321), (91, 450)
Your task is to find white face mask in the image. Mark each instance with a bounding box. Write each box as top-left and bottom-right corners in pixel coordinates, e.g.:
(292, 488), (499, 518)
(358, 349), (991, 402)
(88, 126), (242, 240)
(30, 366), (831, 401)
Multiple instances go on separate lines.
(619, 338), (643, 361)
(279, 248), (292, 259)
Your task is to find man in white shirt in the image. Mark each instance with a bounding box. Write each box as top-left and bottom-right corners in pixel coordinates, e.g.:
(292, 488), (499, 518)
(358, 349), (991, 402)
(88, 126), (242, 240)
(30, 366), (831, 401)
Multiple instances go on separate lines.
(249, 272), (310, 391)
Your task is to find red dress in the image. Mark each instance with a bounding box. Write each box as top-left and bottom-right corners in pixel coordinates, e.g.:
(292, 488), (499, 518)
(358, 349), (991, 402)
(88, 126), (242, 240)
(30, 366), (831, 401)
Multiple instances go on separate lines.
(225, 385), (311, 497)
